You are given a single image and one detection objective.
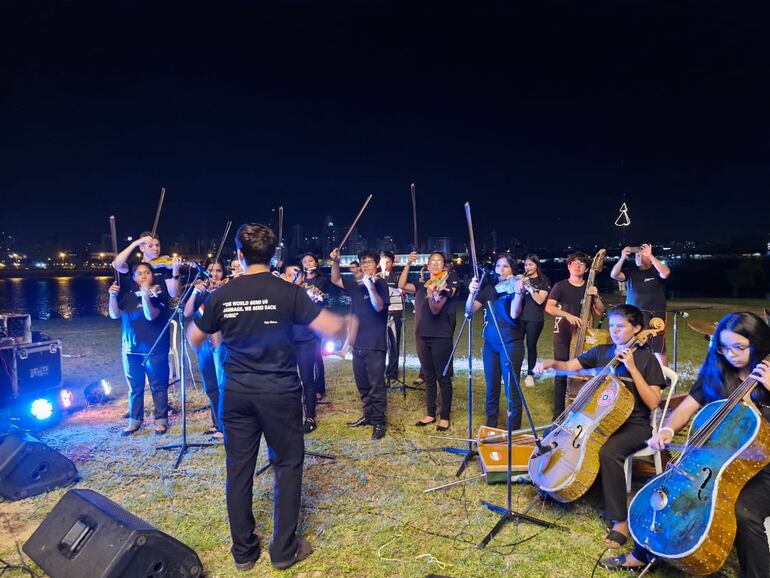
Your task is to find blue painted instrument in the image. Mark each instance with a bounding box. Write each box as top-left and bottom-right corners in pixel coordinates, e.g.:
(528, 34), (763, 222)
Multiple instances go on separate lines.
(628, 354), (770, 576)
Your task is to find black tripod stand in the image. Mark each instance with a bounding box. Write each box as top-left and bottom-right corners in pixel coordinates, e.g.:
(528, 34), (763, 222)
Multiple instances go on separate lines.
(477, 293), (566, 548)
(386, 297), (422, 397)
(149, 272), (214, 469)
(255, 444), (336, 477)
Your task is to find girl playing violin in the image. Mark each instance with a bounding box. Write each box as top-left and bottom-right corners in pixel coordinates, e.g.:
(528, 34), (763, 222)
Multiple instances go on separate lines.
(520, 254), (551, 387)
(466, 255), (526, 429)
(535, 304), (666, 549)
(602, 312), (770, 575)
(108, 262), (171, 436)
(183, 257), (228, 439)
(399, 251), (458, 431)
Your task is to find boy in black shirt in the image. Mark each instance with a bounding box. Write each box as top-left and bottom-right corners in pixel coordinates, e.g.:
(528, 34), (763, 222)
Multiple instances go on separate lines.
(379, 251), (404, 382)
(545, 252), (605, 419)
(188, 224), (345, 571)
(331, 248), (390, 439)
(610, 243), (671, 366)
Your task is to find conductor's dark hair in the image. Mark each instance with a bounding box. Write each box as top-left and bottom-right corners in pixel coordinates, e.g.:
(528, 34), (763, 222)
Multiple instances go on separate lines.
(235, 223), (277, 266)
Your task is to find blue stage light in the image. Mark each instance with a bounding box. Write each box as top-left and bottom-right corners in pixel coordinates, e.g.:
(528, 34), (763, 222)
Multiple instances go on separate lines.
(325, 340), (336, 353)
(100, 379), (112, 395)
(30, 398), (54, 421)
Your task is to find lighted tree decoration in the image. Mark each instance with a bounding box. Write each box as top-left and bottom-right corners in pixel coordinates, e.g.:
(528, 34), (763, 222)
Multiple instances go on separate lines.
(614, 202), (631, 227)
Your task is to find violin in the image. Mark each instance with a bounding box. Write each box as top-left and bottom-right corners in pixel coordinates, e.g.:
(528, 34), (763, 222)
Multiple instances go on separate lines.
(134, 285), (162, 298)
(149, 256), (182, 269)
(495, 275), (530, 295)
(424, 271), (448, 292)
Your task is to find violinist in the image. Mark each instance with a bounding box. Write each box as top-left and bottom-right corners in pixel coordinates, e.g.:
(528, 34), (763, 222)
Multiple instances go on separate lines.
(183, 257), (227, 439)
(521, 254), (551, 387)
(379, 251), (404, 383)
(399, 251), (458, 431)
(545, 251), (605, 419)
(280, 262), (324, 434)
(535, 304), (666, 550)
(112, 232), (181, 299)
(466, 254), (526, 429)
(602, 312), (770, 575)
(229, 257), (243, 279)
(302, 253), (330, 401)
(331, 249), (389, 439)
(108, 262), (171, 436)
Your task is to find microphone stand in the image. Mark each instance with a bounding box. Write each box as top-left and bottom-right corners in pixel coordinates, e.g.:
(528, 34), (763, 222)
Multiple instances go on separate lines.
(154, 271), (214, 469)
(386, 286), (422, 397)
(476, 292), (565, 548)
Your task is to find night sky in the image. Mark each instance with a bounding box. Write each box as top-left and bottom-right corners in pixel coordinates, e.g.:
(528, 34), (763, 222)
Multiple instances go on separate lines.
(2, 1), (769, 251)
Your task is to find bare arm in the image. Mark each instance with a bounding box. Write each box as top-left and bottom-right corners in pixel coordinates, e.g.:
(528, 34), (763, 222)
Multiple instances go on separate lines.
(107, 283), (122, 319)
(365, 279), (385, 312)
(112, 237), (147, 274)
(610, 247), (631, 281)
(186, 321), (208, 349)
(183, 282), (207, 318)
(527, 285), (548, 305)
(647, 395), (702, 450)
(535, 358), (584, 373)
(510, 290), (524, 319)
(330, 249), (344, 289)
(398, 252), (418, 294)
(650, 255), (671, 280)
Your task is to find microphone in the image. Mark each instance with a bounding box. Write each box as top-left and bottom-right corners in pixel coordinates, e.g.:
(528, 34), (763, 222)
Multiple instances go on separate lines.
(190, 260), (212, 279)
(673, 311), (689, 318)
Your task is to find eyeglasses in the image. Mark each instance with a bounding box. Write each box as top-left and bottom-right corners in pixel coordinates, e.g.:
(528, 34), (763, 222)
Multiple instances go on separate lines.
(361, 259), (376, 265)
(717, 344), (750, 356)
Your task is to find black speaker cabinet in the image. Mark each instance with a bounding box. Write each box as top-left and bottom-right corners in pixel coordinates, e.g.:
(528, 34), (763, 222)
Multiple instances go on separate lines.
(0, 429), (78, 500)
(23, 489), (203, 578)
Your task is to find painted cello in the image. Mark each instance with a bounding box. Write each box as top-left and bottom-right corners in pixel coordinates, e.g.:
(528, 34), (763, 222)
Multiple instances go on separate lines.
(628, 353), (770, 576)
(528, 319), (664, 503)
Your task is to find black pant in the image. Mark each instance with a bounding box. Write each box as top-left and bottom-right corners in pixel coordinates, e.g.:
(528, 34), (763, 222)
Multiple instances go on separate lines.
(552, 340), (571, 420)
(123, 352), (169, 426)
(415, 336), (453, 420)
(598, 421), (651, 522)
(482, 338), (525, 429)
(313, 337), (326, 395)
(220, 388), (304, 565)
(197, 340), (220, 429)
(632, 468), (770, 577)
(351, 348), (387, 425)
(522, 320), (544, 374)
(385, 312), (402, 379)
(295, 338), (317, 419)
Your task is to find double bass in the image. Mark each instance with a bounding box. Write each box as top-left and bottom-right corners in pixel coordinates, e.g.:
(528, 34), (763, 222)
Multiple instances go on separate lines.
(566, 249), (611, 404)
(528, 319), (664, 503)
(628, 353), (770, 576)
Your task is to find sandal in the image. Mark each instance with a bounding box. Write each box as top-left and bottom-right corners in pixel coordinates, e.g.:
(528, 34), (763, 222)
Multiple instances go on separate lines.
(154, 424), (168, 436)
(120, 423), (141, 437)
(205, 427), (219, 435)
(599, 554), (645, 572)
(605, 529), (629, 548)
(436, 420), (450, 432)
(415, 417), (436, 427)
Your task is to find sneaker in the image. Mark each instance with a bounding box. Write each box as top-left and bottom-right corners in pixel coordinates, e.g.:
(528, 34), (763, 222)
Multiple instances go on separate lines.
(303, 417), (317, 434)
(524, 375), (535, 388)
(272, 538), (313, 570)
(234, 559), (257, 571)
(371, 424), (386, 440)
(412, 377), (425, 386)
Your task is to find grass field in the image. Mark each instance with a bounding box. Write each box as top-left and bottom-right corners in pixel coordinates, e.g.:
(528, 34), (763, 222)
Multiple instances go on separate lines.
(1, 298), (767, 577)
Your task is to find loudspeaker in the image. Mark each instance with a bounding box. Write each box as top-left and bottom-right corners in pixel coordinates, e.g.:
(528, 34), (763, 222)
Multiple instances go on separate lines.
(23, 489), (203, 578)
(0, 429), (78, 500)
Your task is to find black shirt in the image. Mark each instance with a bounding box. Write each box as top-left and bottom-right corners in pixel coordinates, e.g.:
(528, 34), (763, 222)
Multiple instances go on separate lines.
(625, 268), (666, 313)
(414, 281), (455, 338)
(341, 276), (389, 350)
(476, 284), (523, 343)
(118, 291), (170, 355)
(194, 272), (320, 394)
(548, 279), (587, 344)
(577, 344), (666, 425)
(304, 274), (331, 307)
(521, 274), (551, 323)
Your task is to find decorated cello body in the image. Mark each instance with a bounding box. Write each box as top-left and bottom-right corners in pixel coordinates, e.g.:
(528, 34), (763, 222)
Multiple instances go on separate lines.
(628, 396), (770, 575)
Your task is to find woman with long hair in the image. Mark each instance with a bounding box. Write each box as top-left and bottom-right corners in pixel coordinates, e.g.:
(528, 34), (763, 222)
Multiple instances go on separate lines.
(466, 254), (526, 428)
(602, 312), (770, 575)
(520, 254), (551, 387)
(184, 257), (228, 438)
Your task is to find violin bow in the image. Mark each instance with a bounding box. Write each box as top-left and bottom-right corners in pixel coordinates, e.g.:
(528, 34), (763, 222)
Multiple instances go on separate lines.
(109, 215), (120, 285)
(411, 183), (418, 252)
(465, 202), (479, 280)
(150, 186), (166, 238)
(213, 220), (233, 264)
(276, 206), (284, 263)
(338, 194), (373, 251)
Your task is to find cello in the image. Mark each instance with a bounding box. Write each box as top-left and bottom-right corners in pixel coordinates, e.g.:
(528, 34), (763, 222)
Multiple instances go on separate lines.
(528, 319), (664, 503)
(628, 352), (770, 576)
(565, 249), (612, 404)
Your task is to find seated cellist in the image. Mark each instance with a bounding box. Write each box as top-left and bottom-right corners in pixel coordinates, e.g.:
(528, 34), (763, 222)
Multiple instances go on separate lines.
(535, 304), (666, 549)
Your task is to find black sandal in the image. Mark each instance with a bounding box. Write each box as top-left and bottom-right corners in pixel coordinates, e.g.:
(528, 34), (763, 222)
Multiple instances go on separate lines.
(415, 417), (436, 427)
(605, 529), (629, 548)
(599, 554), (645, 572)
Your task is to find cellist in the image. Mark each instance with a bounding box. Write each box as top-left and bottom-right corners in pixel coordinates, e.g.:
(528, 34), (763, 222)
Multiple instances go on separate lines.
(602, 312), (770, 576)
(535, 304), (666, 549)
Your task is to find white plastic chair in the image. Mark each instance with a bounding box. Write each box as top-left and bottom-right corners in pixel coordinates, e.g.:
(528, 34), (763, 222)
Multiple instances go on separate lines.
(624, 365), (679, 492)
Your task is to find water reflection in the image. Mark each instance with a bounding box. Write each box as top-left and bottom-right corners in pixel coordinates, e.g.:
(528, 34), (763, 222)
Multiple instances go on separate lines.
(0, 276), (112, 319)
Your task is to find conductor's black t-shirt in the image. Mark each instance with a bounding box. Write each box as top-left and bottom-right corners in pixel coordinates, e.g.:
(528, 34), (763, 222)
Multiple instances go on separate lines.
(577, 344), (666, 425)
(624, 267), (667, 314)
(342, 276), (389, 350)
(194, 272), (320, 394)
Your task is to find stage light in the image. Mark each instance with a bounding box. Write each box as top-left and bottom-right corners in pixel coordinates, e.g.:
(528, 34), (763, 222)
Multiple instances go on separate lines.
(84, 379), (112, 405)
(325, 341), (336, 353)
(59, 389), (74, 409)
(101, 379), (112, 395)
(30, 399), (54, 421)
